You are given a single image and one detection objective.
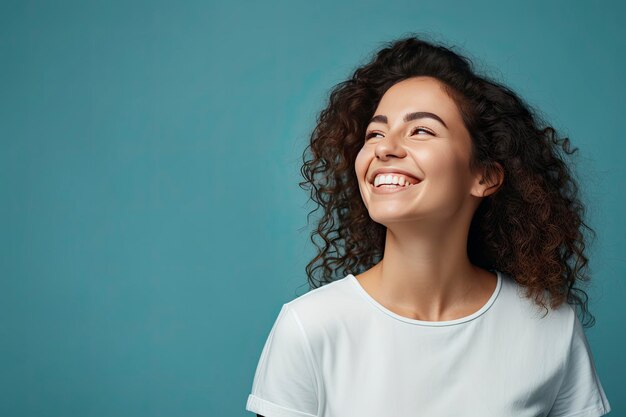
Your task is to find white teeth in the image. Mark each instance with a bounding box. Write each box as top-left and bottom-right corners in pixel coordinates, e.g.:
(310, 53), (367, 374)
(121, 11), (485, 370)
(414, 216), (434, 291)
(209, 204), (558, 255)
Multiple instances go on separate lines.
(374, 174), (418, 187)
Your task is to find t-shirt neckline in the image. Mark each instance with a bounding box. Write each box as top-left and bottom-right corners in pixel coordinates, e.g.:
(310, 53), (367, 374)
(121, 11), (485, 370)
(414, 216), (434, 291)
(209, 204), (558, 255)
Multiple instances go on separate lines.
(347, 269), (502, 327)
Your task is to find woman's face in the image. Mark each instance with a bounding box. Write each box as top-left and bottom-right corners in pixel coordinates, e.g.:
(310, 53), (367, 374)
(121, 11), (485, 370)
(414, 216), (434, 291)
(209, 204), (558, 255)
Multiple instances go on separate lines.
(354, 76), (485, 226)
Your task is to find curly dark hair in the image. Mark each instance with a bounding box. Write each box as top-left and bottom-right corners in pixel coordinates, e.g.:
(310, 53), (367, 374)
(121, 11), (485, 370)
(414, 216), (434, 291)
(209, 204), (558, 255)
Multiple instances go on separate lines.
(298, 33), (597, 328)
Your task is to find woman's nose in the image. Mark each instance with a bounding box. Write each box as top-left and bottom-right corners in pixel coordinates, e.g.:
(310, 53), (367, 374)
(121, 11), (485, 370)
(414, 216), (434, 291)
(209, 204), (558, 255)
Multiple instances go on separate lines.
(374, 132), (406, 159)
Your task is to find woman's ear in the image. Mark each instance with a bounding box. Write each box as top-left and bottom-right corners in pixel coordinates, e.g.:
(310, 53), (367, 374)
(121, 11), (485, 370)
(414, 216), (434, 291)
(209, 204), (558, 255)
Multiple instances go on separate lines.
(474, 161), (504, 198)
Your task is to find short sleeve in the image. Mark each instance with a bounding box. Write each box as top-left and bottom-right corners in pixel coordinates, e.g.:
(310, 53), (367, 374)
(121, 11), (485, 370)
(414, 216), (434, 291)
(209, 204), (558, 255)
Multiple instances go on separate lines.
(547, 308), (612, 417)
(246, 304), (321, 417)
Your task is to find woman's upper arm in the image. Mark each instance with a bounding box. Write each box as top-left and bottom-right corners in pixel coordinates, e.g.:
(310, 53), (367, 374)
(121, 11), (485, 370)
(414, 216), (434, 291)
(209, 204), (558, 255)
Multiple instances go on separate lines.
(246, 304), (320, 417)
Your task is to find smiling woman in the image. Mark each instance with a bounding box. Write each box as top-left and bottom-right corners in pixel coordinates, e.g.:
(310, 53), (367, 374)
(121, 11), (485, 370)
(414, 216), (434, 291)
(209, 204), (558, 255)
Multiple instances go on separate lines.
(245, 33), (611, 417)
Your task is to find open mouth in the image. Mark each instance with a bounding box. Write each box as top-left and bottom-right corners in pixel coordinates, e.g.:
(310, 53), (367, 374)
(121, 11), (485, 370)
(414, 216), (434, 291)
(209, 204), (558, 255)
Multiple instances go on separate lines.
(369, 179), (422, 193)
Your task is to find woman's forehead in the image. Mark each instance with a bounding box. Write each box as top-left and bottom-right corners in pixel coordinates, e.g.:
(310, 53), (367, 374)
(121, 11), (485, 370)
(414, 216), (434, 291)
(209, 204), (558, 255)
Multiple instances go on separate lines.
(373, 77), (461, 127)
(374, 77), (462, 128)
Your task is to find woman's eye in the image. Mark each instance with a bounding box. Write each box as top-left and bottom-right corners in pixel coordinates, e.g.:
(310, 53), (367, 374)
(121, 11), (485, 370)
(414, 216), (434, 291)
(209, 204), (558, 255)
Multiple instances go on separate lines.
(365, 131), (383, 139)
(410, 127), (433, 136)
(365, 127), (433, 140)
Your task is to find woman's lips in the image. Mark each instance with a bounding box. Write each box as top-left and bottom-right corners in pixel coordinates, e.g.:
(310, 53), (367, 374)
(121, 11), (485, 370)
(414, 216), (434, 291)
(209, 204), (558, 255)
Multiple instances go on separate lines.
(369, 179), (422, 194)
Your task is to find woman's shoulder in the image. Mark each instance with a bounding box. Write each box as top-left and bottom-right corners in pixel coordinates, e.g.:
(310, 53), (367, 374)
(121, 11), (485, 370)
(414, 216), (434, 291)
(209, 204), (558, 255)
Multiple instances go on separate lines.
(279, 274), (363, 341)
(285, 274), (356, 318)
(497, 270), (577, 331)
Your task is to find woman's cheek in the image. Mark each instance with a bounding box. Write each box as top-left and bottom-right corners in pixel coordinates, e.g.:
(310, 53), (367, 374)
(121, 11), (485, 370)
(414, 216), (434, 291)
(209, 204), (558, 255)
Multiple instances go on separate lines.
(354, 147), (369, 176)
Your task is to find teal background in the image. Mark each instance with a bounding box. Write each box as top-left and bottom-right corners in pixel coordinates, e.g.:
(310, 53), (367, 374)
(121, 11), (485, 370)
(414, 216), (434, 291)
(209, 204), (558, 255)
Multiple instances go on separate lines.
(1, 0), (624, 416)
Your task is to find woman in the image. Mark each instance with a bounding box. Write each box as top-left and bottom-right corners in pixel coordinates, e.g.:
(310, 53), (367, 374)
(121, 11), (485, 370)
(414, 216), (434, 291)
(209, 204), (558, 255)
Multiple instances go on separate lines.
(245, 34), (611, 417)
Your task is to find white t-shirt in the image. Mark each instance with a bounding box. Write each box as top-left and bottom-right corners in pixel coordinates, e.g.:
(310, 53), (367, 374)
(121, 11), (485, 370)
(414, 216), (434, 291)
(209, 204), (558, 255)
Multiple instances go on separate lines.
(246, 269), (611, 417)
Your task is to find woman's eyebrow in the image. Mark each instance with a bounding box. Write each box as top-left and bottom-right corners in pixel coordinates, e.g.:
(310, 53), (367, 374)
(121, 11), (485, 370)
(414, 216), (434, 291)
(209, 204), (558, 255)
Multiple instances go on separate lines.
(368, 111), (448, 129)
